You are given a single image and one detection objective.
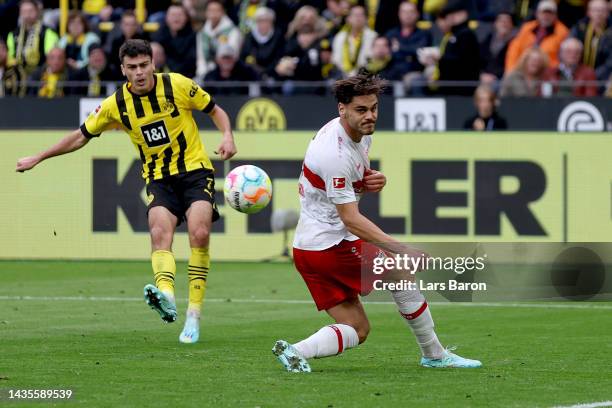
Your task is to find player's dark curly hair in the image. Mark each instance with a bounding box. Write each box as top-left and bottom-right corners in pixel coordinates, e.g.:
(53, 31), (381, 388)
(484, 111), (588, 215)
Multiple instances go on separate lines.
(119, 39), (152, 63)
(332, 69), (388, 104)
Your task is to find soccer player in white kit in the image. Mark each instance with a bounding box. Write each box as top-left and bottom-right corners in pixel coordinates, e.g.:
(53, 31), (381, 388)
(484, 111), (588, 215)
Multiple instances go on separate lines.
(272, 72), (482, 372)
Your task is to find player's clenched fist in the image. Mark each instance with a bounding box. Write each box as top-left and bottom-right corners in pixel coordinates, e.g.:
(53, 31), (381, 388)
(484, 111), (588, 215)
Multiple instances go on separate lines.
(16, 156), (40, 172)
(215, 137), (237, 160)
(364, 169), (386, 192)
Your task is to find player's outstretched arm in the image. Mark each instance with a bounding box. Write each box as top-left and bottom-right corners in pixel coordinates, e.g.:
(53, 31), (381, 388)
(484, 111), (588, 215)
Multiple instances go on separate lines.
(337, 201), (396, 244)
(208, 105), (237, 160)
(336, 202), (425, 258)
(16, 128), (90, 173)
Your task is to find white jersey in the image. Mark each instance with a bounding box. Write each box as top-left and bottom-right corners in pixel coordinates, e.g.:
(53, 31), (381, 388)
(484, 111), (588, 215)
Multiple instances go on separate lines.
(293, 117), (371, 250)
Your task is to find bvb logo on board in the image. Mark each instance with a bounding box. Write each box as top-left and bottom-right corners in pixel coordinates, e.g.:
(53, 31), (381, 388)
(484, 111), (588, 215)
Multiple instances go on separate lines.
(236, 98), (287, 131)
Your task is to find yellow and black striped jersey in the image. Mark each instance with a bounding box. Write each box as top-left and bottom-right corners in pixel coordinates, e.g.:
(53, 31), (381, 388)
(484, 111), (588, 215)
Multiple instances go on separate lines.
(80, 72), (216, 183)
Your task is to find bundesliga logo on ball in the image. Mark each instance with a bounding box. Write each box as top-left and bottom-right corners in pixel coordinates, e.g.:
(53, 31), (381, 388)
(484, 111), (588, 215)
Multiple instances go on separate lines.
(223, 165), (272, 214)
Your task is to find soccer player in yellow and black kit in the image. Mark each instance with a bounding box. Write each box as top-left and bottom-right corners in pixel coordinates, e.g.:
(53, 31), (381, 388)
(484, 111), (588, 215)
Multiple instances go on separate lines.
(16, 39), (237, 344)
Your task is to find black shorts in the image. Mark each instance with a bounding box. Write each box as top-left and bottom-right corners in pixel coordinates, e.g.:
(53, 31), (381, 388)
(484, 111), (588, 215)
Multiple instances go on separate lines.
(146, 168), (220, 225)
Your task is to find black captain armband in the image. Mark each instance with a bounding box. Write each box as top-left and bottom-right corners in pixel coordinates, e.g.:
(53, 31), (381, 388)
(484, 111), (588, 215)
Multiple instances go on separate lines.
(79, 124), (100, 138)
(203, 98), (216, 114)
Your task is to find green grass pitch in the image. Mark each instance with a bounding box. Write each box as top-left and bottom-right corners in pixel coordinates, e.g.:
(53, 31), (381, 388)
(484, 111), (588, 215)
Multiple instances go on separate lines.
(1, 261), (611, 407)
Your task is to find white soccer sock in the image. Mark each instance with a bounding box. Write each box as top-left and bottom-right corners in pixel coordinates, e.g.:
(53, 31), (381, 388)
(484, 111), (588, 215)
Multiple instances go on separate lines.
(293, 324), (359, 359)
(391, 289), (445, 359)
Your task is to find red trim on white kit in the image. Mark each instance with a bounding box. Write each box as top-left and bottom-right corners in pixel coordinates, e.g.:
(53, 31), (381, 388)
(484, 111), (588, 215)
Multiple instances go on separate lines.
(329, 325), (344, 354)
(399, 301), (428, 320)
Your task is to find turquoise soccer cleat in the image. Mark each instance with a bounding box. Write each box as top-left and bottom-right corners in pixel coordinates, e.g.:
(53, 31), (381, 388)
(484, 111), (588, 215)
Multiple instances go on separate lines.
(420, 348), (482, 368)
(272, 340), (311, 373)
(143, 284), (177, 323)
(179, 316), (200, 344)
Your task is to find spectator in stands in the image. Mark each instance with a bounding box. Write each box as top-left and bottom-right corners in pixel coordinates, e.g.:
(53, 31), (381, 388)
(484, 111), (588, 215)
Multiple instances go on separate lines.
(385, 1), (432, 81)
(463, 84), (508, 130)
(355, 0), (402, 36)
(276, 24), (318, 79)
(414, 12), (449, 94)
(240, 7), (285, 78)
(511, 0), (586, 27)
(184, 0), (208, 31)
(280, 36), (341, 86)
(152, 4), (197, 78)
(151, 41), (170, 73)
(480, 11), (516, 85)
(196, 0), (242, 81)
(274, 28), (343, 94)
(434, 0), (480, 96)
(204, 44), (259, 95)
(70, 44), (116, 96)
(306, 36), (342, 80)
(146, 0), (173, 25)
(104, 11), (146, 76)
(90, 0), (136, 25)
(430, 8), (452, 44)
(505, 0), (569, 72)
(321, 0), (350, 36)
(500, 47), (553, 96)
(284, 6), (329, 63)
(234, 0), (293, 35)
(28, 47), (73, 97)
(0, 37), (26, 97)
(316, 37), (341, 80)
(286, 5), (329, 43)
(571, 0), (612, 81)
(332, 5), (377, 77)
(57, 11), (100, 70)
(364, 36), (403, 80)
(546, 37), (598, 96)
(6, 0), (58, 76)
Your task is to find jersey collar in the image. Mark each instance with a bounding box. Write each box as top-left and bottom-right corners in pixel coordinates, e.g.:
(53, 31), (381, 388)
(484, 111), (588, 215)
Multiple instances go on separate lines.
(126, 74), (158, 97)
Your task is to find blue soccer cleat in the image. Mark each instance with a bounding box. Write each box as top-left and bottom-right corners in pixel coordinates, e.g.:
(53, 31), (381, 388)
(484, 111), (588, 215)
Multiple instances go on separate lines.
(143, 284), (177, 323)
(272, 340), (311, 373)
(420, 347), (482, 368)
(179, 315), (200, 344)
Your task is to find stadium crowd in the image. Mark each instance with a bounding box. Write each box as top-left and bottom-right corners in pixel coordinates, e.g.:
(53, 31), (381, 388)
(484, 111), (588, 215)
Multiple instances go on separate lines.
(0, 0), (612, 97)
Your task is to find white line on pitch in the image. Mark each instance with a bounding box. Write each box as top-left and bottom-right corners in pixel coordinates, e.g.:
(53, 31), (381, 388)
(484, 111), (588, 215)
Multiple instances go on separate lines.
(552, 401), (612, 408)
(0, 295), (611, 310)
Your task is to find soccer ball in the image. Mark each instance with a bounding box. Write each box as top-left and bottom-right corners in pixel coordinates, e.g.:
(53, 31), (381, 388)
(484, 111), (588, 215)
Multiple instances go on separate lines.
(223, 165), (272, 214)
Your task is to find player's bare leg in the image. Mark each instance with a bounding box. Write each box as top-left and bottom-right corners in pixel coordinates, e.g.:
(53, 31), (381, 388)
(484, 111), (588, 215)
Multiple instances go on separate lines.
(325, 298), (370, 344)
(145, 207), (178, 323)
(179, 201), (213, 344)
(273, 298), (366, 372)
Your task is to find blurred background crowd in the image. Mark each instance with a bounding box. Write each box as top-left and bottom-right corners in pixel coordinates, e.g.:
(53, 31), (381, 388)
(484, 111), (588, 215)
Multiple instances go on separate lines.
(1, 0), (611, 98)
